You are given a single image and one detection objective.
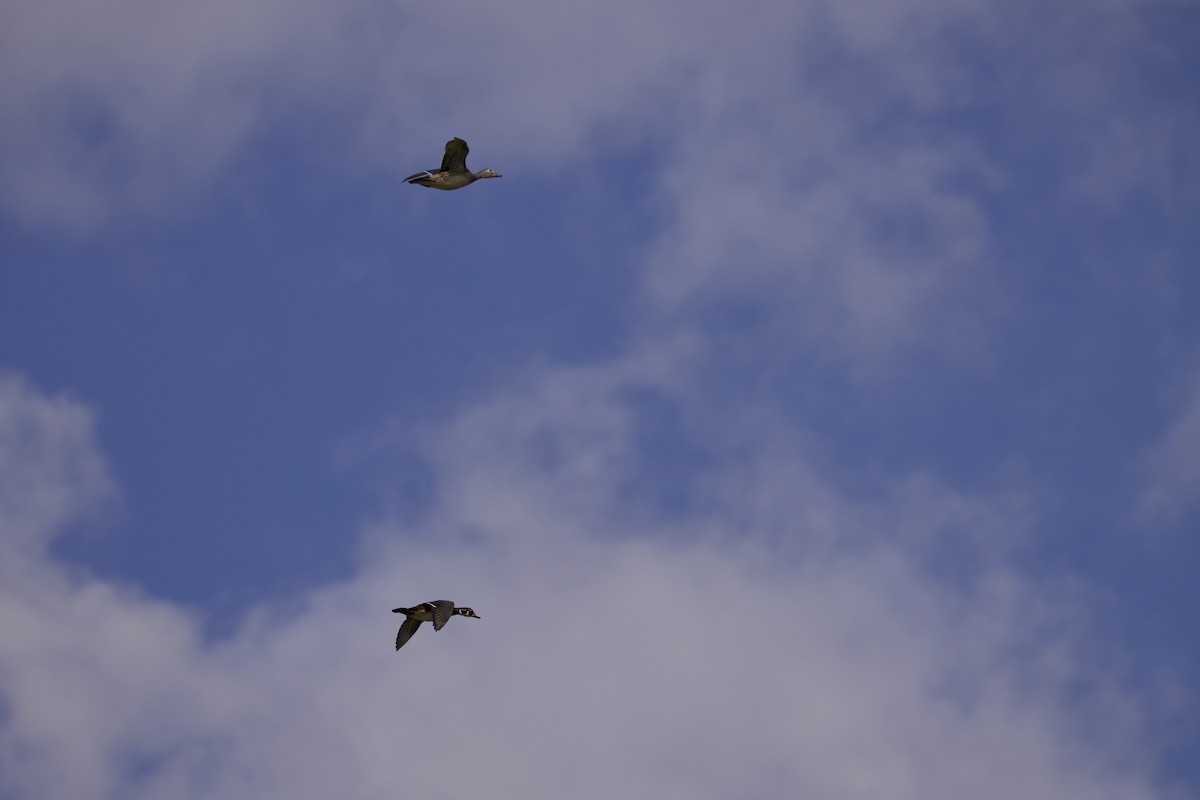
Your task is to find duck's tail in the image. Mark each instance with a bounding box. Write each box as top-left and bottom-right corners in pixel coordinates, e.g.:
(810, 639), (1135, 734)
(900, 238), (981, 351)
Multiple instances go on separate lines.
(391, 606), (412, 615)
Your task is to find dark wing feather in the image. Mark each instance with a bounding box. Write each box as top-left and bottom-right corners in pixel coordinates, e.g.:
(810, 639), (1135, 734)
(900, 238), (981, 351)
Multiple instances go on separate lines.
(429, 600), (455, 631)
(394, 617), (423, 651)
(441, 138), (469, 173)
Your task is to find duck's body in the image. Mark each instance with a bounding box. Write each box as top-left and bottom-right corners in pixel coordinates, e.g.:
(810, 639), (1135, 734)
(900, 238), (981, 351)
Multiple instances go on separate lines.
(392, 600), (480, 651)
(404, 137), (501, 190)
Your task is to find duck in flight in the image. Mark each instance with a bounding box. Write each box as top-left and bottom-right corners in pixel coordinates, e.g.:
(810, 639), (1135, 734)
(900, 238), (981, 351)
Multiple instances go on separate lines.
(404, 138), (502, 190)
(392, 600), (481, 651)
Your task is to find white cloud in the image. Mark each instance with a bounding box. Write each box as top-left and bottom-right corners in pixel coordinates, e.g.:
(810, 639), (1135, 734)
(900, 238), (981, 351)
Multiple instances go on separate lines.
(0, 369), (1173, 800)
(5, 0), (1184, 231)
(1139, 369), (1200, 520)
(640, 112), (995, 358)
(0, 373), (115, 558)
(0, 0), (801, 225)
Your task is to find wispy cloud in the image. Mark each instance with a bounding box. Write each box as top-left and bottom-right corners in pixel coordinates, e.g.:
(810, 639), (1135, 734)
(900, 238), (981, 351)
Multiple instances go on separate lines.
(1139, 368), (1200, 521)
(0, 373), (115, 557)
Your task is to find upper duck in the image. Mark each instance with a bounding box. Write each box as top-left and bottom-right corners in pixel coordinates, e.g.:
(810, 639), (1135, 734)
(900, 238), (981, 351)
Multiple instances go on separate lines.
(392, 600), (481, 651)
(404, 138), (501, 190)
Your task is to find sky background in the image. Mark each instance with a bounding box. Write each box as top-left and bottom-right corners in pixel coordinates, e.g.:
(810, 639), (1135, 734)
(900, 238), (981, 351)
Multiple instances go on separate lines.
(2, 0), (1199, 798)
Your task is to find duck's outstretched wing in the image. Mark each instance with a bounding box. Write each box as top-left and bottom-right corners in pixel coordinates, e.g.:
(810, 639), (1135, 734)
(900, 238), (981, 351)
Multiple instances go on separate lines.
(395, 617), (424, 651)
(441, 138), (469, 173)
(403, 170), (436, 183)
(428, 600), (456, 631)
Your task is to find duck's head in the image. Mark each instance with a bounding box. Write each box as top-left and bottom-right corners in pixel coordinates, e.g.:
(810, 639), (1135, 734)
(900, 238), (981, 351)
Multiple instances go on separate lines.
(455, 607), (481, 619)
(475, 168), (502, 179)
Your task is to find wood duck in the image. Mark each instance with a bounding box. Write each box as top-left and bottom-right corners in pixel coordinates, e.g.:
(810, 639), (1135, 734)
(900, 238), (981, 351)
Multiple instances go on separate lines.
(404, 138), (502, 190)
(392, 600), (481, 651)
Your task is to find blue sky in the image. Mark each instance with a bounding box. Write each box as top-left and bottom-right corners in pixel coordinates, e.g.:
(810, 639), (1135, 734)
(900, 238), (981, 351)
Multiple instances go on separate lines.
(2, 0), (1199, 798)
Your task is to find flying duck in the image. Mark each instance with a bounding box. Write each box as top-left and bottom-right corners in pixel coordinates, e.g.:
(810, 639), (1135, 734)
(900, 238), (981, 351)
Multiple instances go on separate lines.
(404, 138), (502, 190)
(392, 600), (481, 651)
